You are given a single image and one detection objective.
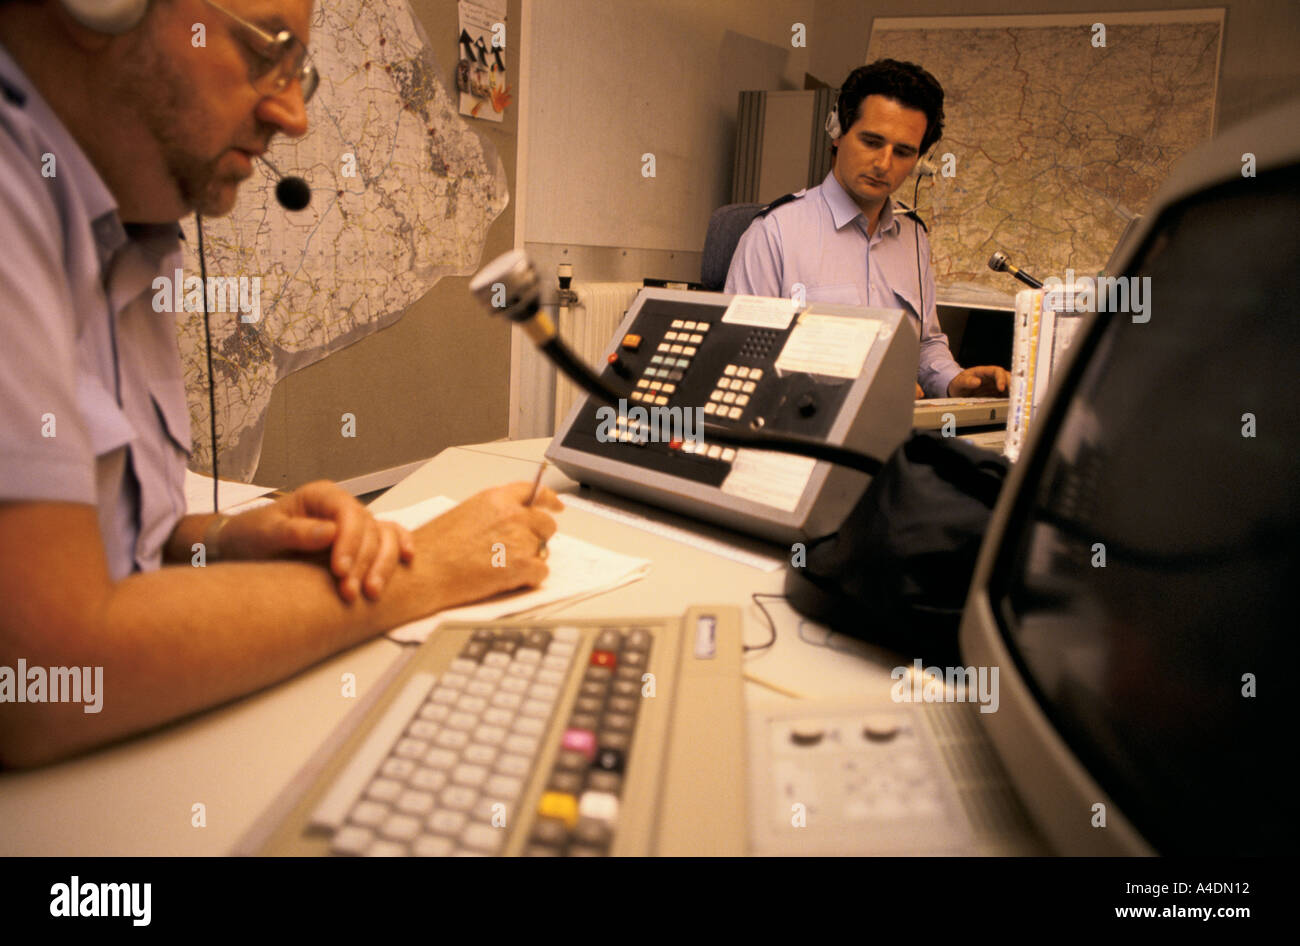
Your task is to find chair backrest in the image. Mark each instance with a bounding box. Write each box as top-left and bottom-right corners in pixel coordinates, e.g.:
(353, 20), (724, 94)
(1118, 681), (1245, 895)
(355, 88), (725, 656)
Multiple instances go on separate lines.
(700, 202), (765, 291)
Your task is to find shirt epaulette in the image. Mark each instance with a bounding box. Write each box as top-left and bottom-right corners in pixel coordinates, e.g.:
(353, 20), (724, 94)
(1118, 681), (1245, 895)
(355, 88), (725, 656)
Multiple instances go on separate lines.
(1, 76), (25, 107)
(896, 205), (928, 233)
(758, 191), (803, 217)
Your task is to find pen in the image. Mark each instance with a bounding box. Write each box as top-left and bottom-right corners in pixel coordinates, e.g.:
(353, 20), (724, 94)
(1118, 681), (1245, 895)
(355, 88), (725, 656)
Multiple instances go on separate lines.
(526, 460), (548, 506)
(527, 461), (550, 559)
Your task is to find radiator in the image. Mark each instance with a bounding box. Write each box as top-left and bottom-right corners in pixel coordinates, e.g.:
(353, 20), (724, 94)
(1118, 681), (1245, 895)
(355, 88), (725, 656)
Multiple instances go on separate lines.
(553, 282), (642, 431)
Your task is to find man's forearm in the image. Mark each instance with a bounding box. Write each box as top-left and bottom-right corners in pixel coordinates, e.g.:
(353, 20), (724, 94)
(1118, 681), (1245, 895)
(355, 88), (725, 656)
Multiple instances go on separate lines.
(4, 557), (435, 767)
(164, 513), (220, 564)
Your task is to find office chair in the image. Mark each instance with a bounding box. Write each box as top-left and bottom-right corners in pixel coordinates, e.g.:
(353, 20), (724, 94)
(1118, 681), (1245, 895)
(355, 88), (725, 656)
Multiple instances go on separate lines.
(700, 202), (765, 290)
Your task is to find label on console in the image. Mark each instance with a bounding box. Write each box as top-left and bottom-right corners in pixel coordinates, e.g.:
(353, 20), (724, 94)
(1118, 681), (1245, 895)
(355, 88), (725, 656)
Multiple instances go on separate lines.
(774, 313), (879, 379)
(721, 295), (798, 329)
(721, 449), (817, 512)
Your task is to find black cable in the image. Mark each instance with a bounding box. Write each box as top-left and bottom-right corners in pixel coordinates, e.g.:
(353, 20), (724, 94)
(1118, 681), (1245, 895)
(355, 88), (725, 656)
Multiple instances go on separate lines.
(746, 593), (782, 651)
(196, 212), (219, 514)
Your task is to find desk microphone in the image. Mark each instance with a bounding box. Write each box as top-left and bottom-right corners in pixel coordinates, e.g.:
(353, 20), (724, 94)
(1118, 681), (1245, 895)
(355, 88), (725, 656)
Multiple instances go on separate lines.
(258, 157), (311, 211)
(468, 250), (885, 475)
(988, 251), (1043, 289)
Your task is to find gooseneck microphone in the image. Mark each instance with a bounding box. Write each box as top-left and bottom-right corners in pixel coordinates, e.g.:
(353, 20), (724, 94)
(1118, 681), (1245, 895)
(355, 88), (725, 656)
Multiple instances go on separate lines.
(988, 251), (1043, 289)
(258, 157), (311, 211)
(469, 251), (886, 476)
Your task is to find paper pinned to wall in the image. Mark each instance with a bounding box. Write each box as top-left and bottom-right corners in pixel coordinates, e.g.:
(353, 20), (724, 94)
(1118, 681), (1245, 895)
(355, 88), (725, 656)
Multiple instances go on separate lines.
(774, 313), (880, 378)
(457, 0), (510, 122)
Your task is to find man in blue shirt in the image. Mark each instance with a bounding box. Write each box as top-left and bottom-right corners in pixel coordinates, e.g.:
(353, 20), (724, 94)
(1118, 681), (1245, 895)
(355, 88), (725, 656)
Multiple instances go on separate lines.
(727, 60), (1010, 400)
(0, 0), (560, 767)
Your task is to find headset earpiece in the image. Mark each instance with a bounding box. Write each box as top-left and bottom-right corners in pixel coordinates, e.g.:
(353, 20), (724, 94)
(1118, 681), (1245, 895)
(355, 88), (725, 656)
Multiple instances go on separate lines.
(824, 106), (842, 141)
(60, 0), (149, 35)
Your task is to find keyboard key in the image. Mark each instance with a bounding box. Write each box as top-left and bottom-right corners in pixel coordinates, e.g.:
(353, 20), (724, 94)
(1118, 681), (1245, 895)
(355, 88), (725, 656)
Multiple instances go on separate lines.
(331, 825), (374, 856)
(518, 699), (550, 720)
(418, 702), (450, 723)
(594, 748), (626, 773)
(569, 713), (600, 732)
(451, 763), (490, 788)
(396, 790), (435, 816)
(526, 629), (553, 650)
(491, 690), (523, 710)
(381, 758), (416, 781)
(538, 791), (579, 829)
(549, 771), (584, 794)
(553, 626), (580, 642)
(562, 729), (597, 759)
(410, 767), (448, 793)
(512, 716), (545, 737)
(444, 711), (477, 732)
(463, 743), (499, 766)
(579, 791), (620, 825)
(589, 651), (617, 670)
(433, 729), (469, 751)
(481, 707), (514, 728)
(473, 665), (505, 683)
(515, 647), (543, 664)
(483, 652), (510, 669)
(454, 695), (487, 715)
(426, 809), (468, 837)
(449, 658), (478, 675)
(587, 770), (622, 794)
(440, 672), (469, 690)
(349, 800), (389, 828)
(412, 834), (455, 857)
(607, 696), (639, 716)
(574, 817), (613, 850)
(461, 822), (506, 854)
(598, 730), (631, 752)
(612, 680), (640, 698)
(486, 774), (524, 799)
(576, 696), (604, 715)
(555, 749), (588, 771)
(406, 720), (439, 741)
(430, 687), (459, 705)
(540, 656), (568, 673)
(503, 734), (538, 756)
(473, 724), (508, 746)
(379, 813), (422, 842)
(465, 679), (494, 698)
(440, 786), (478, 812)
(603, 712), (634, 732)
(418, 746), (456, 771)
(500, 676), (529, 694)
(393, 737), (428, 760)
(366, 778), (402, 803)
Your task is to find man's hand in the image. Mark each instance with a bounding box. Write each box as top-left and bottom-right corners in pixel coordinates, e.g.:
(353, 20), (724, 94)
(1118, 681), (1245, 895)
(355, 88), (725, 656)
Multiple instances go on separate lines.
(405, 482), (564, 612)
(947, 365), (1010, 397)
(915, 382), (925, 399)
(220, 481), (414, 602)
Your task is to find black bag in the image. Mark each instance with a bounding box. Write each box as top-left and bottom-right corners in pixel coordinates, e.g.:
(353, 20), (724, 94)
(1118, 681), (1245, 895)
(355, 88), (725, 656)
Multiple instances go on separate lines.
(784, 432), (1009, 663)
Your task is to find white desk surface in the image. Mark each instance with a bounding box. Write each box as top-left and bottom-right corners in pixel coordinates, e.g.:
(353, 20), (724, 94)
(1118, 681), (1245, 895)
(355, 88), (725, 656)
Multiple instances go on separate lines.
(0, 439), (898, 855)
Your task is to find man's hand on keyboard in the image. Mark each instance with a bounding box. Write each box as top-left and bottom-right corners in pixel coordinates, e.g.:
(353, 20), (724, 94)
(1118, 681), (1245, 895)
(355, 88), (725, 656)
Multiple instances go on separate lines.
(408, 482), (564, 612)
(219, 480), (415, 603)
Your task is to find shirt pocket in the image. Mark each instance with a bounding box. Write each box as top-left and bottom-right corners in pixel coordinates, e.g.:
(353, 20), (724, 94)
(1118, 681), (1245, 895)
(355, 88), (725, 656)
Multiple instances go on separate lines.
(805, 283), (862, 305)
(75, 375), (135, 458)
(148, 375), (192, 458)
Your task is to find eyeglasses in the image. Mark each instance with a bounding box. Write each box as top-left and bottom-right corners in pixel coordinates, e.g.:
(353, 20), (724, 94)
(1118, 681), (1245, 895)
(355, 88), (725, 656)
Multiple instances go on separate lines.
(202, 0), (319, 104)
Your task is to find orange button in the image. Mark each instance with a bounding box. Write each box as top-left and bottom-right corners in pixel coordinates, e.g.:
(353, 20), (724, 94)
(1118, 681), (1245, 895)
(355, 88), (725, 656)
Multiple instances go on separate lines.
(590, 650), (618, 670)
(622, 333), (642, 351)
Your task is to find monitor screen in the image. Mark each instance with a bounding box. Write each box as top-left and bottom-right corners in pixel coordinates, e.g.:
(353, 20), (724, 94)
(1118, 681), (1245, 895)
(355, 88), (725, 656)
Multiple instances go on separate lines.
(981, 164), (1297, 854)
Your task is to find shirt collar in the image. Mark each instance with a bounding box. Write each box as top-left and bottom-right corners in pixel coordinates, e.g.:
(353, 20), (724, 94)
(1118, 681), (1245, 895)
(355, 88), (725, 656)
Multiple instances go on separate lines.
(820, 170), (901, 237)
(0, 41), (128, 265)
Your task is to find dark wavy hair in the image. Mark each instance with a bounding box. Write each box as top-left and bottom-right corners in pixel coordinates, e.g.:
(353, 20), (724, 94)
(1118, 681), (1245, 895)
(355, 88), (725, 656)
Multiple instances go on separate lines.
(835, 59), (945, 154)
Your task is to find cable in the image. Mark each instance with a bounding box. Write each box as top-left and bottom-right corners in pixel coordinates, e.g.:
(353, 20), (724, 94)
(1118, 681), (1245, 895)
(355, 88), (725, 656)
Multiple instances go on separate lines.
(196, 212), (219, 514)
(746, 593), (782, 651)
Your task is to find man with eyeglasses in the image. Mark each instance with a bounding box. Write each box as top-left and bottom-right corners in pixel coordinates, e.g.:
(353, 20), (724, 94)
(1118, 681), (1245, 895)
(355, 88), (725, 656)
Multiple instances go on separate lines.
(0, 0), (560, 768)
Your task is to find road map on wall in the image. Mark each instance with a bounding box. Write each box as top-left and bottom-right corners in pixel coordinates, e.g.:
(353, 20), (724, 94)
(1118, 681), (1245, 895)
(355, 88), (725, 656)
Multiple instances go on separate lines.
(867, 11), (1222, 307)
(177, 0), (508, 481)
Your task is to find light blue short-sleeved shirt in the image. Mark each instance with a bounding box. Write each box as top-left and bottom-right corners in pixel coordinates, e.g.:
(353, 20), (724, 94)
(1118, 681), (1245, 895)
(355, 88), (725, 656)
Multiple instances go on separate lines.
(725, 171), (963, 398)
(0, 44), (191, 581)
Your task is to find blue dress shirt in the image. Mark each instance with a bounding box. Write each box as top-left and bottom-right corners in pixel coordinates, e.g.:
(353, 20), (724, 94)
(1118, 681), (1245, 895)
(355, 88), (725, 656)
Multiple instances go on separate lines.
(0, 43), (191, 581)
(725, 171), (963, 397)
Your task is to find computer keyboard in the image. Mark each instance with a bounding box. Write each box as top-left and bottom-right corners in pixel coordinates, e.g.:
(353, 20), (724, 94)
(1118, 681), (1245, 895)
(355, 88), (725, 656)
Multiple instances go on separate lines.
(246, 608), (745, 856)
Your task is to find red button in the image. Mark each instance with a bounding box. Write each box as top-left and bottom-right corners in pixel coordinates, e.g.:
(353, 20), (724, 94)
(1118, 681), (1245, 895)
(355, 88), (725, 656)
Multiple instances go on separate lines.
(590, 650), (618, 670)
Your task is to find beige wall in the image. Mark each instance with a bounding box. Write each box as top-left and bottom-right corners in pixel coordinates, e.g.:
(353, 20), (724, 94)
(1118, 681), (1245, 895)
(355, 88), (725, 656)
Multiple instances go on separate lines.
(252, 0), (522, 489)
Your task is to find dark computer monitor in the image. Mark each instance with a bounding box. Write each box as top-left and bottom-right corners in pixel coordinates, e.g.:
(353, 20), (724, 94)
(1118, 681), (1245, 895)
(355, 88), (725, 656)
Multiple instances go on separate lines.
(960, 98), (1298, 855)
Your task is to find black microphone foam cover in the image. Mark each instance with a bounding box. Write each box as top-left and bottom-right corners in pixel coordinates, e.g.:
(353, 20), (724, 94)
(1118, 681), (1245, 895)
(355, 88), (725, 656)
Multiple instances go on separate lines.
(275, 176), (311, 211)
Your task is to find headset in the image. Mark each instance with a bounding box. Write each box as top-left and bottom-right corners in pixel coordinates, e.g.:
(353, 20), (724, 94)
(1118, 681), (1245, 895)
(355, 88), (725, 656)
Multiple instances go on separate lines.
(60, 0), (149, 35)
